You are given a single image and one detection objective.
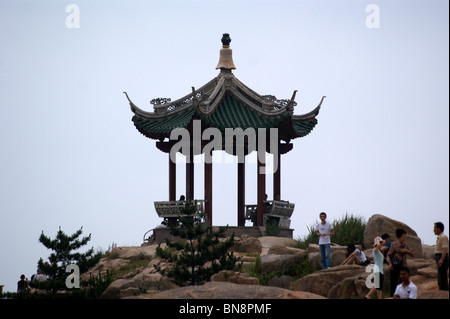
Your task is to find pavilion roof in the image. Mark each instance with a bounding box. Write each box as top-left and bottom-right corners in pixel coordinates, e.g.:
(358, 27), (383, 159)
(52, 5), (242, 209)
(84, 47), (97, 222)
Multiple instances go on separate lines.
(125, 34), (325, 143)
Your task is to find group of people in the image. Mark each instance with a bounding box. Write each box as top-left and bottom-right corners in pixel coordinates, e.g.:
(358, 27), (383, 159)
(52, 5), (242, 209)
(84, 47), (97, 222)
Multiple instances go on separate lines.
(16, 269), (48, 293)
(316, 212), (449, 299)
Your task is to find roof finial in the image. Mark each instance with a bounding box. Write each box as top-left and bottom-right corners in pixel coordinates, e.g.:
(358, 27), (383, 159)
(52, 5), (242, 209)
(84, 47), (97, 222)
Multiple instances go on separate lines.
(216, 33), (236, 71)
(221, 33), (231, 46)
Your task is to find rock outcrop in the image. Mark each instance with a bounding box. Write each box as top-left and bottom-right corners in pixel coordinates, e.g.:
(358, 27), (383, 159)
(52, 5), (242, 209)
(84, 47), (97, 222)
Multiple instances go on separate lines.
(364, 214), (422, 258)
(84, 214), (445, 299)
(145, 282), (325, 299)
(261, 252), (306, 274)
(291, 265), (367, 298)
(231, 234), (262, 255)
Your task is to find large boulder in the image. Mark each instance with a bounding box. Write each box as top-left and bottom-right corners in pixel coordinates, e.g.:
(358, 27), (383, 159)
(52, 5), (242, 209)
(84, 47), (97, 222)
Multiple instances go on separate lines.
(405, 259), (435, 275)
(422, 244), (436, 260)
(147, 282), (325, 299)
(291, 265), (367, 297)
(307, 252), (321, 270)
(259, 236), (298, 255)
(261, 252), (306, 274)
(327, 276), (368, 299)
(363, 214), (422, 258)
(232, 235), (262, 255)
(100, 268), (178, 299)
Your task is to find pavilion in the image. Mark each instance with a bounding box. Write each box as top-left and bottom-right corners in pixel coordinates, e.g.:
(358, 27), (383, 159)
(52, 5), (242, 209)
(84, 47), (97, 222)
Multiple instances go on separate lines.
(125, 33), (325, 240)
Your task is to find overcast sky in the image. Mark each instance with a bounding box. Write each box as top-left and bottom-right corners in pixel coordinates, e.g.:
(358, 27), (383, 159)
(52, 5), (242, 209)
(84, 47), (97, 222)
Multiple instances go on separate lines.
(0, 0), (448, 293)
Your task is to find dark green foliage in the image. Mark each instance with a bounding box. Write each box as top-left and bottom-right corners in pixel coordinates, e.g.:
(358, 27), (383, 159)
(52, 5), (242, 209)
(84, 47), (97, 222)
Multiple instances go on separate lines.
(294, 224), (319, 250)
(331, 213), (366, 248)
(155, 201), (241, 286)
(32, 226), (102, 293)
(246, 254), (314, 285)
(84, 270), (113, 299)
(265, 219), (282, 236)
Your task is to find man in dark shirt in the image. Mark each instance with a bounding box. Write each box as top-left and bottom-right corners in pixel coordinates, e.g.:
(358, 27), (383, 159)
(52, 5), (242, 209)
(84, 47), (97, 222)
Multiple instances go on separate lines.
(17, 274), (28, 293)
(387, 228), (414, 296)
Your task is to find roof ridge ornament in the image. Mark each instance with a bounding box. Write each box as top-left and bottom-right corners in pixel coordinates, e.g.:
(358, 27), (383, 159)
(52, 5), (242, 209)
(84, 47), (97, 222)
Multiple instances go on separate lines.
(216, 33), (236, 72)
(287, 90), (298, 111)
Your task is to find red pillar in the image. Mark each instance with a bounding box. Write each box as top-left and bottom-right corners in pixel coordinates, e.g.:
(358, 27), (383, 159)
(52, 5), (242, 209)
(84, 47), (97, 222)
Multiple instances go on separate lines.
(257, 151), (266, 226)
(186, 147), (194, 201)
(204, 151), (213, 226)
(169, 154), (176, 201)
(273, 139), (281, 199)
(237, 161), (245, 226)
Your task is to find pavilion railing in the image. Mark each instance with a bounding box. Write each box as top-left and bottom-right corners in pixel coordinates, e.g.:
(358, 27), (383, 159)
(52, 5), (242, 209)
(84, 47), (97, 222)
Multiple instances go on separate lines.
(266, 200), (295, 219)
(244, 200), (295, 228)
(154, 200), (205, 219)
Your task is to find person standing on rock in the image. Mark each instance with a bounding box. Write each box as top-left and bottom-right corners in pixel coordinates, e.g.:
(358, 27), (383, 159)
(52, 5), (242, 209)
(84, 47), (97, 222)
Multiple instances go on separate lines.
(17, 274), (29, 293)
(387, 228), (414, 296)
(365, 237), (385, 299)
(316, 212), (334, 269)
(433, 222), (449, 291)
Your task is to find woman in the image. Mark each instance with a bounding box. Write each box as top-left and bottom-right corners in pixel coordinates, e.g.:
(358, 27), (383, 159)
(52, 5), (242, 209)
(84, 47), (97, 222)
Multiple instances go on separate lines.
(341, 244), (370, 266)
(365, 237), (385, 299)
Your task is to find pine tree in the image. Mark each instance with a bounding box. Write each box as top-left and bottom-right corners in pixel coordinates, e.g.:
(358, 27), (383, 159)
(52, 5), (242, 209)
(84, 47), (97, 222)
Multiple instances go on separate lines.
(34, 226), (101, 292)
(155, 201), (241, 286)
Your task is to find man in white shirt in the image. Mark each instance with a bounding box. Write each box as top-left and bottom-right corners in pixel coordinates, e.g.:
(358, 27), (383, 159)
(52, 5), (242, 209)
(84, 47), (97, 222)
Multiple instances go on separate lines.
(316, 212), (334, 269)
(393, 267), (417, 299)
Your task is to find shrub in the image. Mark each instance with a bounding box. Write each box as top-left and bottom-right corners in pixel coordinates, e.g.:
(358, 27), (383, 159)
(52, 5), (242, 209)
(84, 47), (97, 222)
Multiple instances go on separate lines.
(246, 254), (314, 285)
(265, 219), (282, 236)
(32, 226), (102, 293)
(332, 213), (366, 248)
(155, 200), (241, 286)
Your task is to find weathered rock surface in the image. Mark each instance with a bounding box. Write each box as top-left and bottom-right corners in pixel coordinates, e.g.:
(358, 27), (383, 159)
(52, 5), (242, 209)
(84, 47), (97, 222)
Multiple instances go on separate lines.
(422, 244), (437, 260)
(211, 270), (259, 285)
(291, 265), (367, 298)
(231, 234), (262, 255)
(268, 275), (292, 289)
(267, 244), (303, 255)
(261, 252), (306, 274)
(259, 236), (298, 255)
(100, 268), (178, 299)
(81, 258), (130, 281)
(145, 282), (325, 299)
(418, 290), (449, 299)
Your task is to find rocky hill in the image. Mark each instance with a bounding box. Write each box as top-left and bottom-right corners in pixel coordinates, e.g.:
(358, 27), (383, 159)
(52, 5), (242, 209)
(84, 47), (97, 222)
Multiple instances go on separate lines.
(84, 214), (448, 299)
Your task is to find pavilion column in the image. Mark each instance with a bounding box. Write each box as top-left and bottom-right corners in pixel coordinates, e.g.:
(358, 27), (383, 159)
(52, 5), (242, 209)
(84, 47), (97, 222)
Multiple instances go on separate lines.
(169, 154), (176, 201)
(273, 139), (281, 199)
(204, 151), (213, 226)
(186, 146), (194, 201)
(256, 151), (266, 227)
(237, 160), (245, 226)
